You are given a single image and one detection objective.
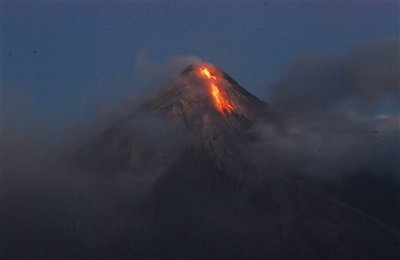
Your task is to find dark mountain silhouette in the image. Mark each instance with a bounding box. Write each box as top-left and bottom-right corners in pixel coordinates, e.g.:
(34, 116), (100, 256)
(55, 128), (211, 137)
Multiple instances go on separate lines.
(72, 64), (399, 259)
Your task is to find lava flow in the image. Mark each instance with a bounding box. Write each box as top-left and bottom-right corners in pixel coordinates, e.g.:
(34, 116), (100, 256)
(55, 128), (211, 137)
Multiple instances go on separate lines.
(198, 66), (235, 114)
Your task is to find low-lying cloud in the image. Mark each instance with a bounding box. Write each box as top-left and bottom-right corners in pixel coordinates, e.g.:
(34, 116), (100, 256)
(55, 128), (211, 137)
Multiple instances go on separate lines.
(1, 40), (399, 258)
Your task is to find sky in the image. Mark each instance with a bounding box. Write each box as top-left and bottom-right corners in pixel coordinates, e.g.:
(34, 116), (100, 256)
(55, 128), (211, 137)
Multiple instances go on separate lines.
(1, 1), (399, 138)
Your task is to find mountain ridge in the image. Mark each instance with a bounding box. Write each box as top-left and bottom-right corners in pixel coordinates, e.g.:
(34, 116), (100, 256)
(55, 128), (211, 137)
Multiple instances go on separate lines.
(70, 63), (399, 259)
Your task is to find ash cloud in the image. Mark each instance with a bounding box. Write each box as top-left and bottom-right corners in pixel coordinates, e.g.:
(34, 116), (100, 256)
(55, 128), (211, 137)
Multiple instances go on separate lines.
(270, 38), (399, 119)
(250, 38), (399, 176)
(248, 38), (400, 227)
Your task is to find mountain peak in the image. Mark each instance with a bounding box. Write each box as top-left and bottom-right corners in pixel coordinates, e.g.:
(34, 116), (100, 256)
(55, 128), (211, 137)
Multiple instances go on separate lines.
(73, 63), (267, 178)
(143, 63), (267, 136)
(142, 63), (267, 183)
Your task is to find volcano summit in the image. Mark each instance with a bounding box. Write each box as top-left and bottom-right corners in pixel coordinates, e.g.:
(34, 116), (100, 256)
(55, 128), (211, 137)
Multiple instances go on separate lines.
(144, 64), (266, 137)
(142, 64), (267, 188)
(72, 63), (399, 259)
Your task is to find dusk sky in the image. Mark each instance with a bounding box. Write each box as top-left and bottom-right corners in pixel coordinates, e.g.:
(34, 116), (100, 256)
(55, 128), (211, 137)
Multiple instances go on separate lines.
(2, 1), (399, 138)
(2, 3), (400, 259)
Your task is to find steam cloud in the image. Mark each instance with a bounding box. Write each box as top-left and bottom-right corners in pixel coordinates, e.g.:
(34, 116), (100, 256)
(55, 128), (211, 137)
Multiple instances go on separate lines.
(134, 53), (203, 90)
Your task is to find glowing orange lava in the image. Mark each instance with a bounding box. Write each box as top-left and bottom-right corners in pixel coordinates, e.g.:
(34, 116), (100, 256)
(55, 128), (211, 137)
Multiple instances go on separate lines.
(210, 82), (235, 113)
(198, 66), (235, 114)
(200, 67), (216, 80)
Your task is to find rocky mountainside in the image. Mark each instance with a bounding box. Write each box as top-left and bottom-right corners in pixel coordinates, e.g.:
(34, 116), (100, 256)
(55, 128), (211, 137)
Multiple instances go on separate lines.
(72, 63), (399, 259)
(73, 63), (267, 184)
(143, 64), (268, 188)
(143, 64), (266, 133)
(146, 64), (399, 259)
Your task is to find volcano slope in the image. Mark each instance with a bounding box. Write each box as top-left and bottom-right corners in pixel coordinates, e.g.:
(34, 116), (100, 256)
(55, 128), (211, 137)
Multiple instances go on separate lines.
(75, 64), (399, 259)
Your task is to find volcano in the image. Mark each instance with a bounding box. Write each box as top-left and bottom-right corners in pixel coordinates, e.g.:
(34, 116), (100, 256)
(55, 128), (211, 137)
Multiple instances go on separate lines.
(73, 63), (399, 259)
(143, 64), (267, 189)
(74, 64), (267, 184)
